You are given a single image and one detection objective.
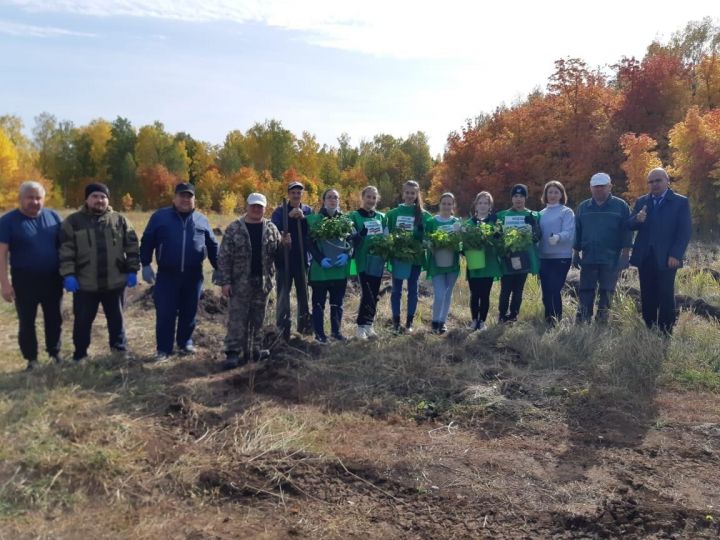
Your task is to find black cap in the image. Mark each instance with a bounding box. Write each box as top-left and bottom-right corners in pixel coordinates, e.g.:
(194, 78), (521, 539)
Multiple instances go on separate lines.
(288, 181), (304, 191)
(511, 184), (528, 198)
(175, 182), (195, 195)
(85, 182), (110, 199)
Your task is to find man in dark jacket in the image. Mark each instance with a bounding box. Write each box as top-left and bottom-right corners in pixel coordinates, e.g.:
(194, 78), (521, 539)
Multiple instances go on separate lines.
(59, 183), (140, 362)
(628, 167), (692, 333)
(573, 173), (633, 324)
(270, 181), (312, 339)
(140, 183), (219, 359)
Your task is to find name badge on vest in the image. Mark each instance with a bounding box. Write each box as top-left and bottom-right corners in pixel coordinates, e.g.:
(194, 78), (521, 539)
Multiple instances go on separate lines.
(504, 215), (525, 229)
(396, 215), (415, 231)
(364, 219), (382, 236)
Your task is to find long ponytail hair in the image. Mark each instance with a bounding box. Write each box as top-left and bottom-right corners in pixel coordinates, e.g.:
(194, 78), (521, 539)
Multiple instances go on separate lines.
(403, 180), (424, 226)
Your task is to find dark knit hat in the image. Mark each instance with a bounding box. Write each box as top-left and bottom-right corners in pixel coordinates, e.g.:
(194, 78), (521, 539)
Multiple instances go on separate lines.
(85, 182), (110, 199)
(510, 184), (528, 198)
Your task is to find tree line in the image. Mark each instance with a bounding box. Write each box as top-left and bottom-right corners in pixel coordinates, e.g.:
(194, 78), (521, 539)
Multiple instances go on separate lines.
(0, 18), (719, 233)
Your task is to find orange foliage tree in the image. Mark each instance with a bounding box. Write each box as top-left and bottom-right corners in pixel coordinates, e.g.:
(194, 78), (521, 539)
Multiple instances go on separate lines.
(619, 133), (662, 202)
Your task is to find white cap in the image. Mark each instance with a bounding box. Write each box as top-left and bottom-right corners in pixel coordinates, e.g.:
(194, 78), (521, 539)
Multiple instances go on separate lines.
(247, 193), (267, 207)
(590, 172), (611, 186)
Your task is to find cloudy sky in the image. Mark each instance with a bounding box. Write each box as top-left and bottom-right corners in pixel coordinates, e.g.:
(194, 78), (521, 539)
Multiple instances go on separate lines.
(0, 0), (716, 155)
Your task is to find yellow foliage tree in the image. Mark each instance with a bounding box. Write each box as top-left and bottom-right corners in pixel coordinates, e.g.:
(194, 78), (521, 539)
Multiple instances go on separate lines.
(121, 192), (134, 211)
(219, 191), (241, 216)
(619, 132), (662, 202)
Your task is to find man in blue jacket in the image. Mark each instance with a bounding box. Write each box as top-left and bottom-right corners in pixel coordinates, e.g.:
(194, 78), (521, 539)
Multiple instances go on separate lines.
(140, 183), (219, 359)
(271, 181), (313, 339)
(628, 167), (692, 333)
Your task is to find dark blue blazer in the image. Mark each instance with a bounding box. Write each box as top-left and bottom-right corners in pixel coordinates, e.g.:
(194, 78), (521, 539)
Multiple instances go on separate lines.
(627, 189), (691, 269)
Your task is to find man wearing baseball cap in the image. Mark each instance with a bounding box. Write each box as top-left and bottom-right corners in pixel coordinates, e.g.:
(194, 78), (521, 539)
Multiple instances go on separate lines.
(59, 182), (140, 362)
(627, 167), (691, 333)
(271, 180), (313, 339)
(140, 182), (219, 360)
(573, 172), (633, 324)
(216, 192), (291, 369)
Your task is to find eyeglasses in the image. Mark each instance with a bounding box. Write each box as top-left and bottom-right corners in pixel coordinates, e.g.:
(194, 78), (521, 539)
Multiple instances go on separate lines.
(647, 179), (664, 184)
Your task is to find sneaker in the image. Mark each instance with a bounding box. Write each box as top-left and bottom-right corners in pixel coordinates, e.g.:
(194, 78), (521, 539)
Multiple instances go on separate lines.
(222, 352), (241, 370)
(49, 354), (63, 365)
(431, 321), (440, 334)
(26, 359), (40, 371)
(111, 347), (131, 359)
(73, 353), (88, 364)
(153, 351), (171, 362)
(476, 320), (487, 332)
(179, 344), (197, 355)
(365, 325), (378, 338)
(439, 323), (448, 334)
(252, 349), (270, 362)
(331, 333), (347, 342)
(355, 326), (368, 340)
(315, 335), (328, 345)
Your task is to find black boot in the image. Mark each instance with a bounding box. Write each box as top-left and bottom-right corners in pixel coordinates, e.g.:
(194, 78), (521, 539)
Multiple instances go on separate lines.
(392, 316), (402, 334)
(431, 321), (439, 333)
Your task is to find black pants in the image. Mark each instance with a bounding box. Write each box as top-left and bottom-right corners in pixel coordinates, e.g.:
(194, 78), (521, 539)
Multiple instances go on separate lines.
(73, 287), (127, 359)
(311, 280), (347, 338)
(357, 272), (382, 326)
(276, 265), (312, 335)
(638, 252), (678, 333)
(539, 258), (571, 322)
(468, 277), (494, 322)
(499, 273), (528, 321)
(12, 270), (63, 361)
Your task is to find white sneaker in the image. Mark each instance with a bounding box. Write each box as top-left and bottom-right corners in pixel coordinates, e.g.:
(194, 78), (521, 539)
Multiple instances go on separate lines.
(476, 321), (487, 332)
(355, 326), (368, 339)
(365, 325), (378, 338)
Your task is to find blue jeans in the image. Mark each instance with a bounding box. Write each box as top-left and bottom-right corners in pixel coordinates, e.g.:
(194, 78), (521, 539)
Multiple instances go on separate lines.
(539, 258), (571, 322)
(391, 265), (422, 320)
(154, 268), (203, 354)
(431, 272), (458, 323)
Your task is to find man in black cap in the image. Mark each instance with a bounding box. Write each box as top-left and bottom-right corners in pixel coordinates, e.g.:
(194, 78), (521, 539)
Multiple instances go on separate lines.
(271, 180), (313, 338)
(140, 182), (219, 360)
(59, 182), (140, 362)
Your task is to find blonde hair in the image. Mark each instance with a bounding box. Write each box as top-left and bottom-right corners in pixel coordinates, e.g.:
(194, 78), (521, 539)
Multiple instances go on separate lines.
(472, 191), (494, 215)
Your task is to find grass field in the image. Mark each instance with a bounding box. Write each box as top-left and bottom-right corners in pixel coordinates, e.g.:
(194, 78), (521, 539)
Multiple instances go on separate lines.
(0, 213), (719, 539)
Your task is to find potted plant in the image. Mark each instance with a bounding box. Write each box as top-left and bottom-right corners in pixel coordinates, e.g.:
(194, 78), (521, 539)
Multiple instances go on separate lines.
(499, 226), (534, 273)
(460, 222), (494, 270)
(427, 229), (461, 268)
(310, 215), (353, 259)
(365, 234), (392, 277)
(388, 230), (423, 279)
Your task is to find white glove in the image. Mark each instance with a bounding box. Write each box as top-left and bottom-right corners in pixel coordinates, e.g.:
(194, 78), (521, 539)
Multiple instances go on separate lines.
(548, 234), (560, 246)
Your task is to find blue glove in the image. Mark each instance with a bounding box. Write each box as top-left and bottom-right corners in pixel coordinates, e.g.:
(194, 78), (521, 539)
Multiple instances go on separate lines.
(126, 273), (138, 288)
(321, 258), (333, 269)
(63, 276), (79, 293)
(335, 253), (349, 267)
(141, 265), (155, 284)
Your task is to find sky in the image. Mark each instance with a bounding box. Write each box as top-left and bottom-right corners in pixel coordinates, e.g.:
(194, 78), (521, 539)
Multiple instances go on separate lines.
(0, 0), (717, 156)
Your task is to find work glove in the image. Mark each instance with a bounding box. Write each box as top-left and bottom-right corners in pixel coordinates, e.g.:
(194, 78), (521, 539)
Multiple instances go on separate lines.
(142, 265), (156, 284)
(63, 276), (80, 293)
(335, 253), (349, 267)
(321, 258), (333, 269)
(126, 273), (138, 288)
(571, 253), (582, 270)
(548, 234), (560, 246)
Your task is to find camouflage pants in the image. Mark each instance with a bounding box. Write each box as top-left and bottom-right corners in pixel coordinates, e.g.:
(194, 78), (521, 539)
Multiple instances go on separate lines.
(224, 276), (269, 356)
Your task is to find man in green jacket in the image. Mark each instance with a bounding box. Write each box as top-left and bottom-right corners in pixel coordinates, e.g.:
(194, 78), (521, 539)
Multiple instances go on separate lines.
(573, 173), (632, 324)
(59, 183), (140, 362)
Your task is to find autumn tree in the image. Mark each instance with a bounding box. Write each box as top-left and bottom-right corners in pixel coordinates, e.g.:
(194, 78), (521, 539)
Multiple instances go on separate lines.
(619, 133), (662, 202)
(106, 117), (138, 203)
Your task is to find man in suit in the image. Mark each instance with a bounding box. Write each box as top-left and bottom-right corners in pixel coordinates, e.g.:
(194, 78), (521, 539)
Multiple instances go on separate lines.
(628, 167), (692, 333)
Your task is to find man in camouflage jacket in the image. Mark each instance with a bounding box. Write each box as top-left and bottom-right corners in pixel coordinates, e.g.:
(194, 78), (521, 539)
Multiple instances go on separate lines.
(59, 183), (140, 361)
(215, 193), (289, 369)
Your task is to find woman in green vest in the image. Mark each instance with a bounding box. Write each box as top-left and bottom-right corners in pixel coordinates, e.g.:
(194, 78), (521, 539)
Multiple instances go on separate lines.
(465, 191), (503, 331)
(426, 193), (461, 334)
(349, 186), (388, 339)
(385, 180), (432, 333)
(496, 184), (540, 323)
(306, 188), (352, 343)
